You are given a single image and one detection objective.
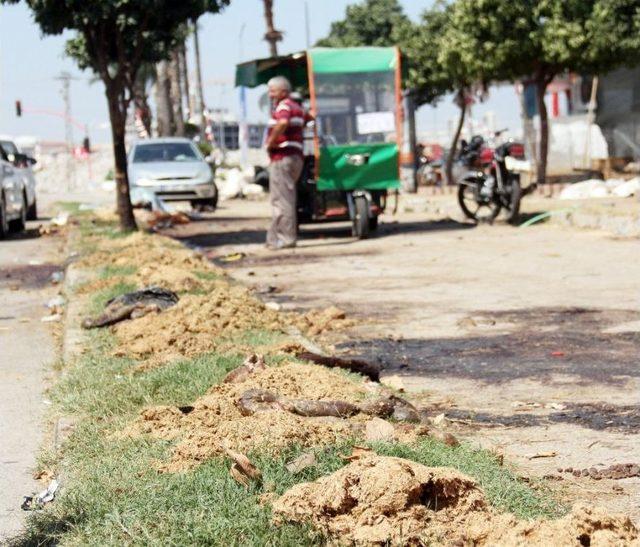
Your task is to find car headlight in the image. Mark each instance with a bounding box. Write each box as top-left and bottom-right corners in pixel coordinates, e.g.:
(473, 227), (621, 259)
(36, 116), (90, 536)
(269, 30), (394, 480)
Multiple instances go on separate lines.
(133, 177), (154, 187)
(198, 166), (213, 181)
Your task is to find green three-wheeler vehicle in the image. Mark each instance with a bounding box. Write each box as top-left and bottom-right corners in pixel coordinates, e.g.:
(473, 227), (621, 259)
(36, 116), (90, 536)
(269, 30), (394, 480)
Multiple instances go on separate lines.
(235, 47), (403, 238)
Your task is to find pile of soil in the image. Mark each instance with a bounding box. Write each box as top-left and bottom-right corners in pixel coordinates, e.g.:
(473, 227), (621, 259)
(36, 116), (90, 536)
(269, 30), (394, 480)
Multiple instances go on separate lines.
(127, 362), (378, 472)
(114, 286), (285, 366)
(272, 455), (639, 546)
(80, 232), (209, 273)
(294, 305), (355, 337)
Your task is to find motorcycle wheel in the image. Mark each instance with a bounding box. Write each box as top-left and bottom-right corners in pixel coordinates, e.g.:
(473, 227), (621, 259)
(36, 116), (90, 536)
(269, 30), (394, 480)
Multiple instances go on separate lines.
(457, 183), (501, 223)
(504, 177), (521, 225)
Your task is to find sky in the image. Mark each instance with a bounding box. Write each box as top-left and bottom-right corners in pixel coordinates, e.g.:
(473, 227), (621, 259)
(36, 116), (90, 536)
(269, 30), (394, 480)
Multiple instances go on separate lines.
(0, 0), (520, 145)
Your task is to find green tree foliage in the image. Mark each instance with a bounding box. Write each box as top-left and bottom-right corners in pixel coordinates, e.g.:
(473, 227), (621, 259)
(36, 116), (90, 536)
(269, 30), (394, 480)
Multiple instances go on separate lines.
(316, 0), (409, 48)
(445, 0), (640, 186)
(3, 0), (229, 231)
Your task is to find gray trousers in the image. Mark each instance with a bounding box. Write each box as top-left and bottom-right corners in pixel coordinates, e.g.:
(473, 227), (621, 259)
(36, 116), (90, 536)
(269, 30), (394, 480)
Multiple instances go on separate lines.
(267, 155), (304, 247)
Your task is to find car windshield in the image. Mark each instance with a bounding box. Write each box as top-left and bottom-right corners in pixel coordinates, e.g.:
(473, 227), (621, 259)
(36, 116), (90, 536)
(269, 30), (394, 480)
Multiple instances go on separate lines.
(0, 141), (19, 158)
(132, 142), (199, 163)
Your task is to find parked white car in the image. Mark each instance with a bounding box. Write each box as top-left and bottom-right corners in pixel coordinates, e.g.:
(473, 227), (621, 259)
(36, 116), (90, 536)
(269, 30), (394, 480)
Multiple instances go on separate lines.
(0, 139), (37, 220)
(127, 138), (218, 210)
(0, 154), (27, 238)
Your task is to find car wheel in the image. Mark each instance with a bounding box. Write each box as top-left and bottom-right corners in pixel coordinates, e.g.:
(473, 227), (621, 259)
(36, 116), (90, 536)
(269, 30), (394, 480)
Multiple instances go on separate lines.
(0, 195), (9, 239)
(9, 193), (26, 233)
(26, 194), (37, 220)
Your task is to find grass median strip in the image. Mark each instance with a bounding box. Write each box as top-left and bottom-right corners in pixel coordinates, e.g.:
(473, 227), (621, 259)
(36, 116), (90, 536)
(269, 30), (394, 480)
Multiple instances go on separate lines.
(14, 215), (566, 546)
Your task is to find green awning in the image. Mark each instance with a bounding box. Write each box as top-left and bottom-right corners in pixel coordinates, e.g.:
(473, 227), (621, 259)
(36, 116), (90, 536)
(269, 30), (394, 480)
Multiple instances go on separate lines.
(235, 52), (308, 88)
(309, 47), (397, 74)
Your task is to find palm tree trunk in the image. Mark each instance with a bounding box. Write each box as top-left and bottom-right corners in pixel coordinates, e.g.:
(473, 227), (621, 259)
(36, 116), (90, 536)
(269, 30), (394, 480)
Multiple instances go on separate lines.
(262, 0), (282, 57)
(192, 19), (206, 137)
(155, 60), (174, 136)
(445, 89), (467, 185)
(169, 50), (185, 136)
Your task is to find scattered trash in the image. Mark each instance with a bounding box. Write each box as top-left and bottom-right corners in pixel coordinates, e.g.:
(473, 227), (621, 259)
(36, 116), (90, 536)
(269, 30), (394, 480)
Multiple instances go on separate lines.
(22, 479), (59, 511)
(28, 260), (43, 266)
(46, 295), (66, 310)
(612, 177), (640, 198)
(431, 413), (447, 426)
(50, 212), (69, 227)
(223, 354), (267, 384)
(286, 451), (317, 474)
(41, 314), (62, 323)
(82, 286), (179, 329)
(265, 301), (282, 311)
(219, 252), (246, 263)
(296, 351), (381, 382)
(529, 451), (558, 459)
(546, 402), (567, 410)
(50, 271), (64, 284)
(551, 351), (565, 357)
(78, 203), (96, 211)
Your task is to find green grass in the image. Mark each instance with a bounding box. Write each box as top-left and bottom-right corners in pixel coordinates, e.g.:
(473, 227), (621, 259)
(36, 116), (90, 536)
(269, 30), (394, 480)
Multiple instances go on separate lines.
(10, 220), (563, 546)
(99, 264), (138, 280)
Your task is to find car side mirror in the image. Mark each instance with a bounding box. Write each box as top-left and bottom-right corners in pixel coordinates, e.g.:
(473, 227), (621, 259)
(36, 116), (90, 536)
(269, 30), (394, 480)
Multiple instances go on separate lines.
(27, 156), (37, 166)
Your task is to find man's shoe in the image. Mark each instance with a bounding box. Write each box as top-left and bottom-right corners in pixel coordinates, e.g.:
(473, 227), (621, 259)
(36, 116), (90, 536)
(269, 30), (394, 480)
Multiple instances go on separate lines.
(266, 241), (297, 250)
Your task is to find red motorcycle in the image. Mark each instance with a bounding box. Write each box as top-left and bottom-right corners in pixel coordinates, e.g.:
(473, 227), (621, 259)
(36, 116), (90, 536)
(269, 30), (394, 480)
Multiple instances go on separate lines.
(456, 135), (525, 224)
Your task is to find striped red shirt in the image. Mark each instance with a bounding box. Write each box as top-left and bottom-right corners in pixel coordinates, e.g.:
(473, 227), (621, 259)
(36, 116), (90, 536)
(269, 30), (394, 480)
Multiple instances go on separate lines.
(268, 97), (305, 161)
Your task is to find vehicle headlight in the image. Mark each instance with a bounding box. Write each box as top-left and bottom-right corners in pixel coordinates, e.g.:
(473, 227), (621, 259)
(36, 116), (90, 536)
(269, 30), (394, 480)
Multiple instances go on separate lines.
(133, 176), (154, 187)
(198, 166), (213, 181)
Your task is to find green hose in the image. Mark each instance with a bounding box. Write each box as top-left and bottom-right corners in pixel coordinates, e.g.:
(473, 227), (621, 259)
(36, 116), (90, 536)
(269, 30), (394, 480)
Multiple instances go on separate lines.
(519, 208), (576, 228)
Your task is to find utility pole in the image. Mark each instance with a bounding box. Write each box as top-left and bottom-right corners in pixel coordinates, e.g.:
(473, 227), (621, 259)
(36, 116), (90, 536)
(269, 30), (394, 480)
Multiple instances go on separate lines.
(192, 18), (206, 138)
(304, 1), (311, 48)
(54, 71), (77, 190)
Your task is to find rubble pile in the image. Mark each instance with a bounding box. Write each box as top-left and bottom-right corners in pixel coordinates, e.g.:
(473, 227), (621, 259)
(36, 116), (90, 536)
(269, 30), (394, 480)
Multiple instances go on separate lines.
(126, 361), (379, 472)
(273, 455), (639, 546)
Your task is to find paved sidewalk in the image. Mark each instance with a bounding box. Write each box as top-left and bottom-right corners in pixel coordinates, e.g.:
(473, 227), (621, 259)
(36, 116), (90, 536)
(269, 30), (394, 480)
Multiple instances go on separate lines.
(0, 223), (65, 540)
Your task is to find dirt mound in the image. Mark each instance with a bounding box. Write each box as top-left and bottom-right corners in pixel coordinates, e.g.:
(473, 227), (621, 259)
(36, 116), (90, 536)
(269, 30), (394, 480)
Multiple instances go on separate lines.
(114, 285), (285, 365)
(127, 361), (378, 471)
(80, 231), (208, 272)
(294, 305), (355, 336)
(272, 455), (638, 546)
(134, 263), (209, 293)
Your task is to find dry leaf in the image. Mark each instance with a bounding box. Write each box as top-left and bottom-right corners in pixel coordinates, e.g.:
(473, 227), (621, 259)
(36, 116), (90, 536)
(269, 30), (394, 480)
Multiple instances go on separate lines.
(431, 430), (460, 447)
(223, 444), (262, 481)
(230, 463), (250, 487)
(286, 452), (317, 474)
(342, 445), (374, 461)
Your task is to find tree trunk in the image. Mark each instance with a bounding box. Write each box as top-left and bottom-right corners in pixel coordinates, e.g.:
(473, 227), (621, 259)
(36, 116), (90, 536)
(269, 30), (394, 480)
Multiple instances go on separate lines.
(155, 61), (174, 136)
(192, 19), (206, 138)
(179, 43), (192, 120)
(445, 91), (467, 185)
(133, 76), (152, 137)
(535, 76), (550, 187)
(105, 84), (137, 232)
(169, 50), (185, 137)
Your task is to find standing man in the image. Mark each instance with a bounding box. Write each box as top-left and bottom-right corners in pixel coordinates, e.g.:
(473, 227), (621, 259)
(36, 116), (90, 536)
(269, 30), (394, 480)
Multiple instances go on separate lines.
(264, 76), (305, 250)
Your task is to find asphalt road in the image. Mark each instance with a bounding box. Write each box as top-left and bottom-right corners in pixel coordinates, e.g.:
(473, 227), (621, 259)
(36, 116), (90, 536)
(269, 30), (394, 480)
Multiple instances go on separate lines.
(0, 222), (64, 540)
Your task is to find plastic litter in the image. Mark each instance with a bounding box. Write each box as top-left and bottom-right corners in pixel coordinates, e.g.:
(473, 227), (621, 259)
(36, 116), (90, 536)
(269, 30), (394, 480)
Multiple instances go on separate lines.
(22, 479), (59, 510)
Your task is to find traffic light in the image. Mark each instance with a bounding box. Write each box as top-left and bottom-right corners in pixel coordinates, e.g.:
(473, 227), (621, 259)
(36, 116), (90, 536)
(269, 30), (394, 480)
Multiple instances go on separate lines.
(15, 100), (22, 117)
